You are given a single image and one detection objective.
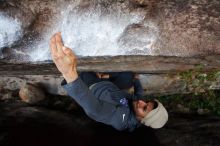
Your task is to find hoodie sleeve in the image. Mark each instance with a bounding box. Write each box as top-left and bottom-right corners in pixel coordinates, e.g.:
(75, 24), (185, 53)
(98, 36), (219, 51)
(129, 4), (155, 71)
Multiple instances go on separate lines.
(133, 79), (144, 99)
(61, 77), (104, 116)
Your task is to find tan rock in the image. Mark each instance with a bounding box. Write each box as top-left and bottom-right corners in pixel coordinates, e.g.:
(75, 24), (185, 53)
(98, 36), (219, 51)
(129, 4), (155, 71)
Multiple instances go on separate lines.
(19, 83), (45, 104)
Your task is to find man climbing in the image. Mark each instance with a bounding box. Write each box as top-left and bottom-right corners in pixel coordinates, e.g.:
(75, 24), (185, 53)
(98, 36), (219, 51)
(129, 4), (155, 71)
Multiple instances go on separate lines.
(50, 32), (168, 131)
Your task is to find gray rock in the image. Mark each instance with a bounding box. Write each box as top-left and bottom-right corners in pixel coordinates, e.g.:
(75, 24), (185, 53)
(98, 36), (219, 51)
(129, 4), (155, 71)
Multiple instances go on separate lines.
(197, 108), (211, 115)
(0, 73), (219, 96)
(0, 2), (34, 50)
(0, 0), (219, 61)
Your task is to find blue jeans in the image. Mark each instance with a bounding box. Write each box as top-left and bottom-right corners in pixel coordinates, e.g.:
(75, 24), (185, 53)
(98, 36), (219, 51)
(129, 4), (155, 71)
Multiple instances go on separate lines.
(79, 72), (134, 90)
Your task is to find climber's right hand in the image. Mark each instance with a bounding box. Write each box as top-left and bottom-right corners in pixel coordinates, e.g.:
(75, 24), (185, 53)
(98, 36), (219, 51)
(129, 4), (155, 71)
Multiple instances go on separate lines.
(50, 32), (78, 83)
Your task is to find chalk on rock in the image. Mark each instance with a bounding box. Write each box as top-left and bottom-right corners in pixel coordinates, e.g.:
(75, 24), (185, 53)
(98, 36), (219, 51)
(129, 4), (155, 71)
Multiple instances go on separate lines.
(0, 13), (23, 49)
(19, 83), (45, 104)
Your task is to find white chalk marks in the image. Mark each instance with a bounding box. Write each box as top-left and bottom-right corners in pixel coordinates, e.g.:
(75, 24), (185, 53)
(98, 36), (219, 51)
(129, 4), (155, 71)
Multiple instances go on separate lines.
(0, 13), (23, 58)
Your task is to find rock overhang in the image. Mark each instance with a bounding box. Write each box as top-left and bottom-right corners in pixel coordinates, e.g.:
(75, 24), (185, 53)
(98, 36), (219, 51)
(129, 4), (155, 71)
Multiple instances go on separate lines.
(0, 0), (219, 63)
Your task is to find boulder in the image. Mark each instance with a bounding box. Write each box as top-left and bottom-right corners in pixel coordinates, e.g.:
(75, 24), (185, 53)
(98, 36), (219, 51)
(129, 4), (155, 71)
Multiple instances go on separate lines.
(19, 83), (45, 104)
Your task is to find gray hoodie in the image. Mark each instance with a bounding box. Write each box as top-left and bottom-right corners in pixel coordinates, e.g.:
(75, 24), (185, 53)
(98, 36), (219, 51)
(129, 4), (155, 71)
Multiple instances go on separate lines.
(62, 77), (143, 131)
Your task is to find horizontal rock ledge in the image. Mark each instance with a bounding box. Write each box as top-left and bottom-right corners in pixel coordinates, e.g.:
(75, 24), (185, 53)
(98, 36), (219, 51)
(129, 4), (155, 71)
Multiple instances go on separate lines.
(0, 55), (220, 75)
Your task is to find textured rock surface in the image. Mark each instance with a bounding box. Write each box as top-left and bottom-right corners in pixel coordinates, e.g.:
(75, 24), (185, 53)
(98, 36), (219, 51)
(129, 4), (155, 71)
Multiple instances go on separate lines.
(0, 100), (220, 146)
(0, 75), (66, 95)
(0, 55), (220, 74)
(0, 73), (219, 96)
(0, 0), (219, 61)
(19, 83), (45, 104)
(0, 2), (34, 59)
(155, 114), (220, 146)
(0, 0), (219, 95)
(0, 102), (160, 146)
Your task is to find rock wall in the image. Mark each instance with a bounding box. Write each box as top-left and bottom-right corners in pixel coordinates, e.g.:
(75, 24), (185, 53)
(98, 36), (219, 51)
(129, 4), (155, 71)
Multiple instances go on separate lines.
(0, 55), (220, 95)
(0, 0), (219, 125)
(1, 101), (220, 146)
(0, 0), (219, 95)
(0, 72), (219, 96)
(0, 0), (219, 62)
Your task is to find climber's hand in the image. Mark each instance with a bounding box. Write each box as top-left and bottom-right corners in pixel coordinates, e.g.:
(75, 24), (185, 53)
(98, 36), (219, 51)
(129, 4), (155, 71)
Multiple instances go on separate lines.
(50, 32), (78, 83)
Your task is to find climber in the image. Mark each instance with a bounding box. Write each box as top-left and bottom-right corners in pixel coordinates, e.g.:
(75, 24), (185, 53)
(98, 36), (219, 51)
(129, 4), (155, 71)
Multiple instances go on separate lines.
(49, 32), (168, 131)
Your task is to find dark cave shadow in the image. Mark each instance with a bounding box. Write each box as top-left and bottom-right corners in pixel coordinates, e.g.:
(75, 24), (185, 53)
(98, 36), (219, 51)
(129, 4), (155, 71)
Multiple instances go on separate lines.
(0, 106), (160, 146)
